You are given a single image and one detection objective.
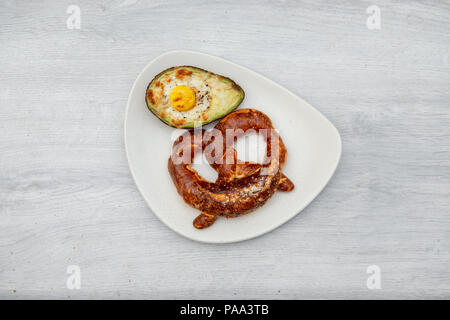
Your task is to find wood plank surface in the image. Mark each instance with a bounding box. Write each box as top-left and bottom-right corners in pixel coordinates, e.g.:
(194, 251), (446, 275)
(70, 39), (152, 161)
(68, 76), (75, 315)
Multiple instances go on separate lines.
(0, 0), (449, 299)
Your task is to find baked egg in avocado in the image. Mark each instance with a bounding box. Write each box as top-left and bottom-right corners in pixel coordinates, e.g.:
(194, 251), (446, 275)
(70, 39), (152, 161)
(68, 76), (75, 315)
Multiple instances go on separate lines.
(145, 66), (245, 128)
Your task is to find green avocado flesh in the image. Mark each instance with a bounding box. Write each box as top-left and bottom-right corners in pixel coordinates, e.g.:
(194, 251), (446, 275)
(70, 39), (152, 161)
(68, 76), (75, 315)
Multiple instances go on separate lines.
(145, 66), (245, 128)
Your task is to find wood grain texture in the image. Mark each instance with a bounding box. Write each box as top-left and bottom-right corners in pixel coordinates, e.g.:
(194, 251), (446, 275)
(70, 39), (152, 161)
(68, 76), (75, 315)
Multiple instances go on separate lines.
(1, 0), (449, 299)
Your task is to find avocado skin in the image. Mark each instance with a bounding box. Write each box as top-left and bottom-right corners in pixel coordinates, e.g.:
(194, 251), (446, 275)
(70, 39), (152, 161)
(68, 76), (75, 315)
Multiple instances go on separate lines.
(145, 66), (245, 128)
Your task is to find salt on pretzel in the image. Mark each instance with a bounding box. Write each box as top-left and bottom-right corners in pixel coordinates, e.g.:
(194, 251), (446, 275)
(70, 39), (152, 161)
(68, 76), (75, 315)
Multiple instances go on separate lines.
(168, 109), (294, 229)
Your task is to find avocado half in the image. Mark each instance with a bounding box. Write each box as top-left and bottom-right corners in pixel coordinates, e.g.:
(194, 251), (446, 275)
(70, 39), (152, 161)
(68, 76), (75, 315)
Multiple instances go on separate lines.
(145, 66), (245, 128)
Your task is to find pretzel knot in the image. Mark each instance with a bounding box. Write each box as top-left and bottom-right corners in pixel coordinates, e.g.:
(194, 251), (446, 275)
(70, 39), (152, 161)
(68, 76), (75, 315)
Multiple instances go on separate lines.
(168, 109), (294, 229)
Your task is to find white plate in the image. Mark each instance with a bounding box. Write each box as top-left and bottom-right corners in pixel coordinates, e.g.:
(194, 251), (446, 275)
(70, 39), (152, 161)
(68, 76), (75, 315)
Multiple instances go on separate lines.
(124, 50), (341, 243)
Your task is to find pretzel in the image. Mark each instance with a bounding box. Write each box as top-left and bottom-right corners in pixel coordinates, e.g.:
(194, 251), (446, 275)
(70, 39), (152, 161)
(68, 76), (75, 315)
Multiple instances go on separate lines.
(168, 109), (294, 229)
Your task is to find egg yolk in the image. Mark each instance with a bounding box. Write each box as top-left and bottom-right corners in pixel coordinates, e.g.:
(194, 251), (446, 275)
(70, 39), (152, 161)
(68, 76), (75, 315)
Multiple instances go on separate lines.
(169, 85), (196, 111)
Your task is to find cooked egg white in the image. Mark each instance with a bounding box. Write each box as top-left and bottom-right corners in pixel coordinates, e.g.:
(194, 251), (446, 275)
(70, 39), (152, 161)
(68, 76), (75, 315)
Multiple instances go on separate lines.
(157, 71), (212, 125)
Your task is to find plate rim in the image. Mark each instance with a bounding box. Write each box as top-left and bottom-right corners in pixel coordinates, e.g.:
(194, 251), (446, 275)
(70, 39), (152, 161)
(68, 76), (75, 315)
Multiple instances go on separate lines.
(124, 50), (342, 243)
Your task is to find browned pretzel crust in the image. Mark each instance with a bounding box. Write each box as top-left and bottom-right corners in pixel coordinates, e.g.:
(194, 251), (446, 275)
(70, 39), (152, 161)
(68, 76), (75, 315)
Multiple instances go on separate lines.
(168, 109), (294, 229)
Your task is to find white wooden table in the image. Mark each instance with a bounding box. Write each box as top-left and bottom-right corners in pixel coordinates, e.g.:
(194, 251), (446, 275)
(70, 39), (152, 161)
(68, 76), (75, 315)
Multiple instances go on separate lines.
(1, 0), (449, 299)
